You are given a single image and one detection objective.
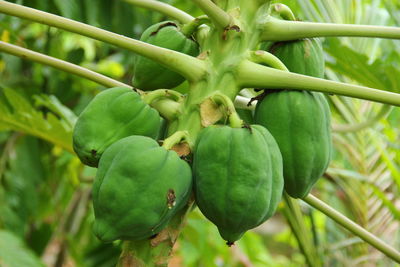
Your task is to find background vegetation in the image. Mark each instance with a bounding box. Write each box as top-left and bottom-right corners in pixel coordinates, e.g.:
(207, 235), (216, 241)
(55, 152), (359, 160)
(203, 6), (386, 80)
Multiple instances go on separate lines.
(0, 0), (399, 266)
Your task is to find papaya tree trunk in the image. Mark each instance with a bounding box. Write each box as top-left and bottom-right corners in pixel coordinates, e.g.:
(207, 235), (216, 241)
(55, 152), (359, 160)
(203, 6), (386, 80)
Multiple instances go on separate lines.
(117, 202), (192, 267)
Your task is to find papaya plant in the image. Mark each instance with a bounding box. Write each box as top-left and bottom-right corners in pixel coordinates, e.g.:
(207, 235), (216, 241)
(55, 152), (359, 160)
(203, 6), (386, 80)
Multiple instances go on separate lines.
(0, 0), (400, 266)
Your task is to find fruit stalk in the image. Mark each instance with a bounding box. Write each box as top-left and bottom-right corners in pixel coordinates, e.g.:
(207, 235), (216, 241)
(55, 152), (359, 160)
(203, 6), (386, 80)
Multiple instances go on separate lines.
(192, 0), (232, 29)
(142, 90), (184, 105)
(181, 16), (210, 37)
(249, 50), (289, 71)
(149, 99), (182, 122)
(211, 93), (243, 128)
(162, 131), (189, 150)
(269, 3), (296, 21)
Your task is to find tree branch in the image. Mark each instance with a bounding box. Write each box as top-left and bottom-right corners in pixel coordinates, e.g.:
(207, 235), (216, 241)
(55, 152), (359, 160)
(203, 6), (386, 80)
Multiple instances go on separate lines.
(303, 194), (400, 263)
(192, 0), (231, 29)
(261, 18), (400, 41)
(237, 60), (400, 106)
(0, 41), (130, 89)
(124, 0), (194, 24)
(0, 1), (206, 82)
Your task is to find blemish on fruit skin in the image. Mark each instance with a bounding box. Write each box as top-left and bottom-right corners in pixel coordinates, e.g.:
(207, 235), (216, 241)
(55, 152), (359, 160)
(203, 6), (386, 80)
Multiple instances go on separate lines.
(243, 124), (252, 133)
(229, 25), (241, 33)
(149, 233), (158, 239)
(167, 189), (176, 209)
(274, 4), (283, 12)
(222, 25), (241, 40)
(150, 22), (177, 36)
(255, 50), (264, 56)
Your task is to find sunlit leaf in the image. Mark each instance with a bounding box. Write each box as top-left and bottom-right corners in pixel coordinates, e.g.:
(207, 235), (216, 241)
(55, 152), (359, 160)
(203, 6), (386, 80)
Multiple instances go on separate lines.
(0, 230), (45, 267)
(0, 88), (73, 153)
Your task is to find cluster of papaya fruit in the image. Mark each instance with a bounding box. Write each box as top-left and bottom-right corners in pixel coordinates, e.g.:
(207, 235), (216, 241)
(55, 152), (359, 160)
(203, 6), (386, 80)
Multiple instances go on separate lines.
(73, 21), (199, 243)
(73, 86), (193, 242)
(72, 19), (332, 245)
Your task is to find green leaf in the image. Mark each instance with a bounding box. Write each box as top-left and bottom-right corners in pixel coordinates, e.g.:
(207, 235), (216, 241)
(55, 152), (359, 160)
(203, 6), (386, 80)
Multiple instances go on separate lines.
(82, 243), (121, 267)
(0, 88), (74, 153)
(325, 40), (400, 92)
(0, 230), (45, 267)
(369, 184), (400, 221)
(33, 94), (77, 127)
(53, 0), (83, 21)
(1, 136), (46, 237)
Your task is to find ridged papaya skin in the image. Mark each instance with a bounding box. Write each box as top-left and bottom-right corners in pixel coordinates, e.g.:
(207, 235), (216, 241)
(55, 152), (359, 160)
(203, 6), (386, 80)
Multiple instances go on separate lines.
(133, 21), (199, 91)
(73, 87), (161, 167)
(256, 37), (332, 198)
(193, 125), (284, 244)
(255, 91), (331, 198)
(92, 135), (192, 242)
(269, 38), (325, 78)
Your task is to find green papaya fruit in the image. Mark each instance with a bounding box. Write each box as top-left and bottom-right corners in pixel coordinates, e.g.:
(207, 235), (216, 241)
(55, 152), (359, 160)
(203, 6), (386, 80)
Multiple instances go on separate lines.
(92, 135), (192, 242)
(255, 91), (331, 198)
(255, 37), (332, 198)
(73, 87), (161, 167)
(269, 38), (324, 78)
(193, 125), (284, 244)
(236, 108), (254, 125)
(133, 21), (199, 91)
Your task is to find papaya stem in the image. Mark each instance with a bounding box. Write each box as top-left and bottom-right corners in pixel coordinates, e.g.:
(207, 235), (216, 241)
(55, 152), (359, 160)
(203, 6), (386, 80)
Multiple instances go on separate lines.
(303, 194), (400, 263)
(117, 202), (193, 267)
(150, 99), (181, 122)
(192, 0), (232, 29)
(269, 3), (296, 21)
(237, 60), (400, 106)
(142, 89), (185, 105)
(0, 41), (130, 89)
(162, 131), (189, 150)
(181, 15), (211, 37)
(211, 93), (244, 128)
(123, 0), (194, 24)
(0, 1), (206, 82)
(249, 50), (289, 71)
(261, 17), (400, 41)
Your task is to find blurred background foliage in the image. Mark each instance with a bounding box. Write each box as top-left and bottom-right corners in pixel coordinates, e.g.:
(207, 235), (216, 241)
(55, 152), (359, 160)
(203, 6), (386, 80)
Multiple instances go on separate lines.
(0, 0), (399, 266)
